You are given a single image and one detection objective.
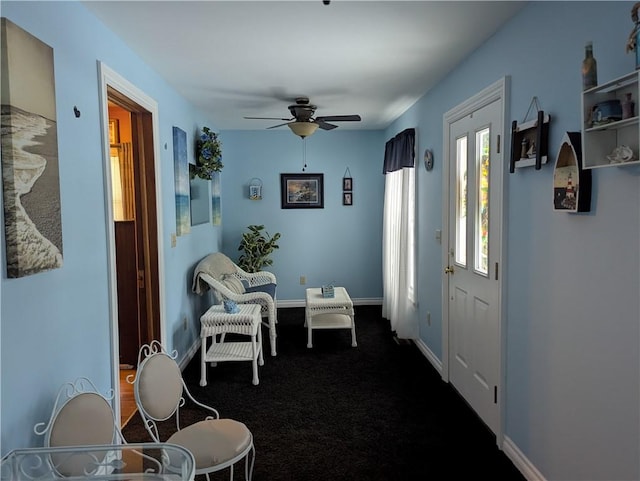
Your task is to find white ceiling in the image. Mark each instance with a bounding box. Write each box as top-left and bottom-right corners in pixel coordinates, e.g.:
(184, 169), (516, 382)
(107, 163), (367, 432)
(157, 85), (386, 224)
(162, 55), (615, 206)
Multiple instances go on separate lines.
(83, 0), (526, 131)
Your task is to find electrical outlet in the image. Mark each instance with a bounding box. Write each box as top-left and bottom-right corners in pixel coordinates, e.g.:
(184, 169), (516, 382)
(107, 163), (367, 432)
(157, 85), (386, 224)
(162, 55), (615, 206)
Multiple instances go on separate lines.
(427, 311), (431, 326)
(171, 233), (177, 248)
(183, 316), (188, 331)
(300, 276), (306, 285)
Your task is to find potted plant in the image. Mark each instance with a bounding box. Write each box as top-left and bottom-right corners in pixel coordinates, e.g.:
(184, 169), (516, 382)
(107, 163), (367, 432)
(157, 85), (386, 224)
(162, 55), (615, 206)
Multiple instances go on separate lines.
(192, 126), (223, 179)
(238, 225), (281, 273)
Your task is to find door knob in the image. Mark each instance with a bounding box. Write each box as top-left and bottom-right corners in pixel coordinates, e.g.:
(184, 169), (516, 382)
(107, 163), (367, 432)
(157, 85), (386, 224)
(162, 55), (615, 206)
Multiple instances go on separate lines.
(444, 266), (454, 274)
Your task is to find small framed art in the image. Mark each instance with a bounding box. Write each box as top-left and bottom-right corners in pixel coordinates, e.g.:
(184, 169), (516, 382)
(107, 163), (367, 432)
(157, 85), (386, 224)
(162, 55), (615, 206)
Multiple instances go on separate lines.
(280, 173), (324, 209)
(343, 177), (352, 191)
(343, 192), (353, 206)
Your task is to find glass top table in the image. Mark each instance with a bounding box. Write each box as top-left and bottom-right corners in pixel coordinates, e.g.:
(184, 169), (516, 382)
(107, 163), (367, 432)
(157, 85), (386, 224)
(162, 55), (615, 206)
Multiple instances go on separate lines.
(1, 443), (195, 480)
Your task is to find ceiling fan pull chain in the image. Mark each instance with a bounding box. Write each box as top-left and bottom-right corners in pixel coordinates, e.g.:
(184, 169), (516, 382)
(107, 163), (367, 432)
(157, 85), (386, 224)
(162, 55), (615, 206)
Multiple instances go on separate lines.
(302, 139), (308, 172)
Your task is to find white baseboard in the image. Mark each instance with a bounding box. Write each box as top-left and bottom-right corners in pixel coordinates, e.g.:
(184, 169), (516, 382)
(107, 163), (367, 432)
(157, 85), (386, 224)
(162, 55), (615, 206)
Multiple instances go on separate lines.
(179, 338), (201, 371)
(413, 339), (541, 481)
(502, 436), (546, 481)
(413, 337), (443, 374)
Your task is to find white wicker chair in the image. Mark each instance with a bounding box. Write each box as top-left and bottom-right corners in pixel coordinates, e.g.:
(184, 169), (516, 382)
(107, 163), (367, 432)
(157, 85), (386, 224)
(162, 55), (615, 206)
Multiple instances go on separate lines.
(192, 252), (278, 356)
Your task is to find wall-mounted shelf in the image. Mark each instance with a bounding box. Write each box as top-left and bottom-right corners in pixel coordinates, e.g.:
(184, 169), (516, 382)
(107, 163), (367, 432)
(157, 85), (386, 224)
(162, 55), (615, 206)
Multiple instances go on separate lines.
(581, 71), (640, 169)
(553, 132), (591, 213)
(509, 109), (550, 173)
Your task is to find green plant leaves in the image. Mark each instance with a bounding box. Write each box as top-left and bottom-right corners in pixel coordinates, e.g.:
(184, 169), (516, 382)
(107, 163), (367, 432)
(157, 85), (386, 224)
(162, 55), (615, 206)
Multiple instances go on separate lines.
(238, 224), (281, 272)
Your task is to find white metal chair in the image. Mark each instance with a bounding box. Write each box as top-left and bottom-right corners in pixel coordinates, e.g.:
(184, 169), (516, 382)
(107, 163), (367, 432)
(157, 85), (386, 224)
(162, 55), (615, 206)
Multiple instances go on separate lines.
(33, 377), (125, 477)
(192, 252), (278, 356)
(130, 340), (255, 481)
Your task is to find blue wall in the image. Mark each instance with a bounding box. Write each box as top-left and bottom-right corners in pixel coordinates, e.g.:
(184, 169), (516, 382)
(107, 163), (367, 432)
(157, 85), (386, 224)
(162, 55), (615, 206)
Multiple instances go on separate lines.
(1, 2), (639, 480)
(0, 1), (221, 453)
(218, 129), (385, 302)
(387, 2), (639, 480)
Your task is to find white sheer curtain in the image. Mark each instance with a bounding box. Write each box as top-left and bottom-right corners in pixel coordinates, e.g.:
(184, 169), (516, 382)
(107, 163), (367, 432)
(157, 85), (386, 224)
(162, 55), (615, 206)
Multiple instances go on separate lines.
(382, 129), (417, 339)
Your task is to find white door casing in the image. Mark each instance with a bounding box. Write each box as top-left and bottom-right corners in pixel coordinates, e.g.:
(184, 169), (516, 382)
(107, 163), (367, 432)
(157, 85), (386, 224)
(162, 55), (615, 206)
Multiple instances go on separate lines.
(98, 62), (166, 425)
(442, 78), (508, 441)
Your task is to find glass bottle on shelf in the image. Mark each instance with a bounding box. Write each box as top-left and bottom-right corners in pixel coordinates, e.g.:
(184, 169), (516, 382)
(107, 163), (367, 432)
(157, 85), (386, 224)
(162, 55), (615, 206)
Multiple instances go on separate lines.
(582, 41), (598, 90)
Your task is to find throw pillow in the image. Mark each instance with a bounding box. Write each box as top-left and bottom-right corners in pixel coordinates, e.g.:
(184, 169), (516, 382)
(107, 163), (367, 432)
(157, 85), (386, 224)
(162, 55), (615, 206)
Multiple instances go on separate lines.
(245, 283), (276, 300)
(222, 275), (245, 294)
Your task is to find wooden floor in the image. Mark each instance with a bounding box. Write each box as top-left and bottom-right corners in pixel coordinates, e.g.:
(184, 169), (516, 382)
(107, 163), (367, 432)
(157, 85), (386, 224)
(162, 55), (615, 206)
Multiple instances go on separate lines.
(119, 369), (137, 427)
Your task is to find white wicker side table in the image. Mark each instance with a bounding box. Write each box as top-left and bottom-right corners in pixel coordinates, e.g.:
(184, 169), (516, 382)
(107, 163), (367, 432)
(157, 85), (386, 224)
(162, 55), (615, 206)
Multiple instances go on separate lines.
(305, 287), (357, 349)
(200, 303), (263, 386)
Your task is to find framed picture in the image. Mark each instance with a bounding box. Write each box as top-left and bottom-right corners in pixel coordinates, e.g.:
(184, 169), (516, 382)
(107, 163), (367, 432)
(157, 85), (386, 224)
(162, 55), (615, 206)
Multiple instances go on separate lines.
(343, 192), (353, 206)
(343, 177), (352, 191)
(280, 173), (324, 209)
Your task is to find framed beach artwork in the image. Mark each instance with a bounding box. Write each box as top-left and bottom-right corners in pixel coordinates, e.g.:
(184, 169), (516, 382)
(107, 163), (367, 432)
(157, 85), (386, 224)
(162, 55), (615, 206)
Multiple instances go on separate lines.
(173, 126), (191, 235)
(280, 173), (324, 209)
(1, 18), (63, 278)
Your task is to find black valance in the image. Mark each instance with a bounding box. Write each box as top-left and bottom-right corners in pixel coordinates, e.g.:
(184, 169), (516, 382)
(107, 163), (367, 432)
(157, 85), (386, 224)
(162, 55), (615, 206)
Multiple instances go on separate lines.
(383, 128), (415, 174)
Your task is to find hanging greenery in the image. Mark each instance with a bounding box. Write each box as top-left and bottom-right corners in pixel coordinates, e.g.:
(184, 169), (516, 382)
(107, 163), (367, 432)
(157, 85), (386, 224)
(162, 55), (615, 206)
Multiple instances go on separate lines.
(192, 126), (223, 179)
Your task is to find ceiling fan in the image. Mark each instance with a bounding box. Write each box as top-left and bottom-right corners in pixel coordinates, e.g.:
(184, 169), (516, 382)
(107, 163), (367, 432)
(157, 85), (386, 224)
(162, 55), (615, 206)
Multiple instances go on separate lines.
(244, 97), (361, 138)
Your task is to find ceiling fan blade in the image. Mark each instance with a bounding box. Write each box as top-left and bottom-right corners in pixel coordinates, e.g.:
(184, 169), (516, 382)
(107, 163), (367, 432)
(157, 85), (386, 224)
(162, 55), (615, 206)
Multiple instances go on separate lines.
(315, 115), (361, 122)
(314, 120), (338, 130)
(266, 122), (290, 129)
(244, 116), (292, 121)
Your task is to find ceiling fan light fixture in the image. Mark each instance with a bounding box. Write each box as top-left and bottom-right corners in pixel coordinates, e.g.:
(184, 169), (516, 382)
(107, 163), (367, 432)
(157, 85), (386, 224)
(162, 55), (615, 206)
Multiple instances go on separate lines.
(288, 121), (319, 139)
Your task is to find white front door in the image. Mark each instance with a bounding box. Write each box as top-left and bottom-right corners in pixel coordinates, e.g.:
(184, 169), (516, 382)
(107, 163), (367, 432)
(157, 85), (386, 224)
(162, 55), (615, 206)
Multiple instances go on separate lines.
(443, 81), (506, 435)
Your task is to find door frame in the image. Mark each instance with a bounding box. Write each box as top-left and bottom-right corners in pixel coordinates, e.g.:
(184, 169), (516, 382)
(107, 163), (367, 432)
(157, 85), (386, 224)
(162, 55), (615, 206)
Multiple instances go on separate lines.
(98, 62), (167, 424)
(441, 76), (509, 444)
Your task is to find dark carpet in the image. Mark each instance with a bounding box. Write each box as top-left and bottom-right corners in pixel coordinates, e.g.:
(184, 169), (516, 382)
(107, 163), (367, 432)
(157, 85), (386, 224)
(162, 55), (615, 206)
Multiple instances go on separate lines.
(123, 305), (525, 480)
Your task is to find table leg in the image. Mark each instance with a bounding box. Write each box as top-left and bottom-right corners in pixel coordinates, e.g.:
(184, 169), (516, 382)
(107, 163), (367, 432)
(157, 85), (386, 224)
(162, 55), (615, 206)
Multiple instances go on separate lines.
(350, 314), (358, 347)
(200, 336), (207, 387)
(251, 334), (259, 386)
(258, 324), (264, 366)
(307, 313), (313, 348)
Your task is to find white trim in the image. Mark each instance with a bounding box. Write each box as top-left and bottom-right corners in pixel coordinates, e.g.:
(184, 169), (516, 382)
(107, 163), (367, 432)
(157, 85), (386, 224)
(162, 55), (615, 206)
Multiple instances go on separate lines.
(502, 436), (546, 481)
(441, 76), (509, 445)
(98, 62), (166, 427)
(179, 339), (202, 372)
(413, 338), (443, 374)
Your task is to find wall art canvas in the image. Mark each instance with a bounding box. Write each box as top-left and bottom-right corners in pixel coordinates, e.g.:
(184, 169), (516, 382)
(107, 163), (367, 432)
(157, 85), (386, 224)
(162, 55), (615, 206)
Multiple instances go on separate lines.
(173, 126), (190, 235)
(1, 18), (63, 278)
(211, 171), (221, 225)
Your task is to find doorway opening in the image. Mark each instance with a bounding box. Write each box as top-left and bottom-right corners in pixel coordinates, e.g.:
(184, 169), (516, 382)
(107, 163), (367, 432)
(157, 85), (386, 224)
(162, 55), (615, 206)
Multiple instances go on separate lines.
(100, 63), (165, 429)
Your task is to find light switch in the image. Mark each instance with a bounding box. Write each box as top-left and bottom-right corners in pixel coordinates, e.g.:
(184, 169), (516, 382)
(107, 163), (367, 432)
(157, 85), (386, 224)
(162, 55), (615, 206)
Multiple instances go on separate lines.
(435, 229), (442, 244)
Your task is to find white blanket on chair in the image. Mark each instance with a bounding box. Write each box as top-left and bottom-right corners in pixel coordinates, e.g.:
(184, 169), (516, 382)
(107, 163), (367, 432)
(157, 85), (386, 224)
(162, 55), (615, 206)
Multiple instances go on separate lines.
(191, 253), (236, 295)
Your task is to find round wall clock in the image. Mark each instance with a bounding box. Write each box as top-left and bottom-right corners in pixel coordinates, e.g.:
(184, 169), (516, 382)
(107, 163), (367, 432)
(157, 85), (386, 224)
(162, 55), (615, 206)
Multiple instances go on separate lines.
(424, 149), (434, 171)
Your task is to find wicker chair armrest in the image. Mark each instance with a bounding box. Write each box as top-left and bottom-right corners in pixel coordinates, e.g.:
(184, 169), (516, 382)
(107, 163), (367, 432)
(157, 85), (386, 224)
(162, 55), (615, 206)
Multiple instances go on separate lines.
(233, 266), (277, 286)
(198, 273), (274, 305)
